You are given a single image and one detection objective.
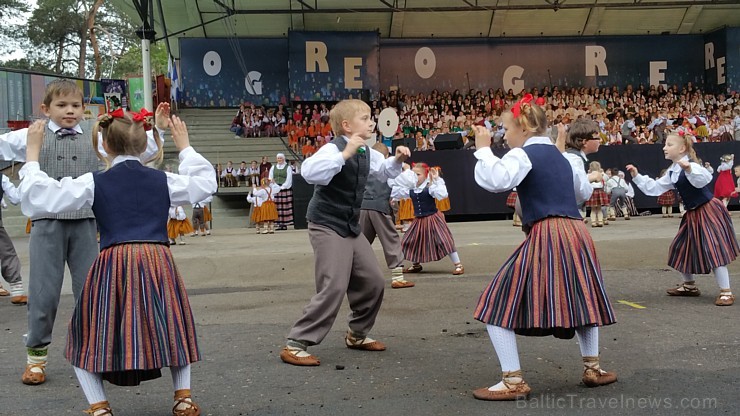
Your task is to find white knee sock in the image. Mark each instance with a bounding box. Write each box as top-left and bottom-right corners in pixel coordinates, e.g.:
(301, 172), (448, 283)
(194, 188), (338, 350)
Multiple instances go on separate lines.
(73, 366), (107, 405)
(713, 267), (731, 290)
(486, 325), (520, 372)
(575, 326), (599, 357)
(681, 273), (696, 284)
(171, 365), (191, 391)
(449, 251), (461, 264)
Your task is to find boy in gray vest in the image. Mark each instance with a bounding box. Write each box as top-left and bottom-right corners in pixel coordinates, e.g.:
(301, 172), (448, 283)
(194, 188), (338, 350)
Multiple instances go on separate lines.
(359, 142), (414, 289)
(0, 173), (26, 305)
(0, 80), (169, 385)
(280, 99), (411, 366)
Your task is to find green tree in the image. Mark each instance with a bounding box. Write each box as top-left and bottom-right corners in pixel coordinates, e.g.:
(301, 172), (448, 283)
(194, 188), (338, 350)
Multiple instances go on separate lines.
(0, 0), (30, 58)
(111, 41), (168, 79)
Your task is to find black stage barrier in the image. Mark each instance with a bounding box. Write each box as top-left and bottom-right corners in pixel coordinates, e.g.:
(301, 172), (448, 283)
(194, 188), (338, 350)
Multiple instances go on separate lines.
(291, 142), (740, 223)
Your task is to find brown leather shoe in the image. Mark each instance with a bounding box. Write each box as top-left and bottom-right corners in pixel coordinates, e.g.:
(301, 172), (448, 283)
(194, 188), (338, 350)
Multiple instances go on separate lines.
(391, 280), (415, 289)
(345, 333), (386, 351)
(0, 286), (9, 296)
(582, 368), (618, 387)
(472, 381), (531, 401)
(84, 400), (113, 416)
(403, 264), (423, 273)
(452, 264), (464, 276)
(173, 389), (201, 416)
(715, 292), (735, 306)
(666, 284), (701, 296)
(279, 347), (320, 366)
(11, 295), (28, 305)
(22, 364), (46, 385)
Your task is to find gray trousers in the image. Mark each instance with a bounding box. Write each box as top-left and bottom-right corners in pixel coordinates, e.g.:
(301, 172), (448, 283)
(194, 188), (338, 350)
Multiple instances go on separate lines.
(359, 209), (404, 269)
(287, 222), (385, 345)
(26, 219), (98, 349)
(0, 225), (22, 285)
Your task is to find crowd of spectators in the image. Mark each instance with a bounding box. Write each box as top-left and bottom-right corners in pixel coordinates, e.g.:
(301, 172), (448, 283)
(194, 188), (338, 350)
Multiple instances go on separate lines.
(228, 84), (740, 158)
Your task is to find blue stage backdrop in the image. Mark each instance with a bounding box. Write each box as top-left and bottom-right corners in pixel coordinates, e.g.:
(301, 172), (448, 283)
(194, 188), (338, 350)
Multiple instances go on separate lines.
(726, 28), (740, 94)
(288, 31), (380, 101)
(380, 36), (705, 94)
(179, 38), (289, 107)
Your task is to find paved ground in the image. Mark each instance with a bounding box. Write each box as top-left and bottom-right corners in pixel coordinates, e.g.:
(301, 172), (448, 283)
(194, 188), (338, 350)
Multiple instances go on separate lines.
(1, 216), (738, 415)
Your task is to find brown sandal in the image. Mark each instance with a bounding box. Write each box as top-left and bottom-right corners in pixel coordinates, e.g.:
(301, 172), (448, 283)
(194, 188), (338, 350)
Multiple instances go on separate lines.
(452, 263), (464, 276)
(715, 291), (735, 306)
(472, 370), (531, 401)
(84, 401), (113, 416)
(173, 389), (200, 416)
(666, 283), (701, 297)
(403, 264), (423, 273)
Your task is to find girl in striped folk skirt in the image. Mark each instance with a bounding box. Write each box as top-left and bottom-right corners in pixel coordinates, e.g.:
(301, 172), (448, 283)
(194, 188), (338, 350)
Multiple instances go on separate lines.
(587, 161), (609, 227)
(628, 133), (739, 306)
(394, 163), (463, 275)
(505, 188), (521, 227)
(656, 169), (677, 218)
(20, 113), (213, 415)
(247, 178), (280, 234)
(470, 99), (616, 401)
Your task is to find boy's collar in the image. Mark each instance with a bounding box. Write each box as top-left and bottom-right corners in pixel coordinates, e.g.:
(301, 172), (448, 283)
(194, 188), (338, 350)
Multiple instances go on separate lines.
(47, 120), (82, 134)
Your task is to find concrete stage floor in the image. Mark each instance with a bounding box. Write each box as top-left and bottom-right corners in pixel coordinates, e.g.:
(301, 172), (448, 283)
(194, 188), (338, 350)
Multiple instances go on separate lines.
(1, 216), (738, 415)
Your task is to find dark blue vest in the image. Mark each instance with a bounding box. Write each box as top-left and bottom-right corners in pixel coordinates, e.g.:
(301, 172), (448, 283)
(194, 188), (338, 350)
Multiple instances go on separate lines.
(673, 170), (713, 210)
(409, 187), (438, 218)
(306, 137), (370, 237)
(517, 144), (582, 226)
(92, 160), (170, 249)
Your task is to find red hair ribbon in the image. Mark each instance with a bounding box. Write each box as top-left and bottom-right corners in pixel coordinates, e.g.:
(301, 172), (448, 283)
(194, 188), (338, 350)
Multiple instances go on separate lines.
(132, 108), (154, 130)
(535, 96), (546, 106)
(511, 94), (534, 118)
(412, 162), (430, 177)
(677, 130), (685, 137)
(108, 108), (125, 118)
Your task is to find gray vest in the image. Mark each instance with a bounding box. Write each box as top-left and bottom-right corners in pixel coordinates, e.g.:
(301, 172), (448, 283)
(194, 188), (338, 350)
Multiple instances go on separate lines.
(36, 120), (100, 220)
(306, 137), (370, 237)
(361, 176), (392, 215)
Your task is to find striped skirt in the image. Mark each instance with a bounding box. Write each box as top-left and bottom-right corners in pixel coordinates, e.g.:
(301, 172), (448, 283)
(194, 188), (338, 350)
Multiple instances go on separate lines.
(474, 217), (616, 339)
(668, 198), (740, 274)
(614, 196), (639, 217)
(435, 197), (451, 212)
(65, 243), (201, 386)
(506, 192), (518, 209)
(657, 190), (676, 206)
(203, 206), (212, 222)
(274, 188), (294, 226)
(252, 201), (279, 223)
(398, 198), (415, 221)
(401, 211), (457, 263)
(167, 218), (194, 238)
(586, 188), (609, 207)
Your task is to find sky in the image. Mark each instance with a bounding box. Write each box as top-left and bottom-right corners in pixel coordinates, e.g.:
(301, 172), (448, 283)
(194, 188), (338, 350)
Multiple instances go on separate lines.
(1, 0), (37, 61)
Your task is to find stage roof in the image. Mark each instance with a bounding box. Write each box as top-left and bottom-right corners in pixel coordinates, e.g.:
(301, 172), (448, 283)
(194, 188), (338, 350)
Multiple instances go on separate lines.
(109, 0), (740, 58)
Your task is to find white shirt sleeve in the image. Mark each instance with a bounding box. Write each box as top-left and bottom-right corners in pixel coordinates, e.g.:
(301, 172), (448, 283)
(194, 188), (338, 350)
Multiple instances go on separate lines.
(1, 175), (21, 205)
(280, 166), (293, 189)
(19, 164), (95, 217)
(473, 146), (532, 192)
(166, 146), (218, 206)
(300, 143), (346, 185)
(683, 162), (713, 189)
(563, 152), (593, 204)
(428, 177), (448, 200)
(368, 148), (403, 182)
(176, 206), (186, 221)
(632, 172), (675, 196)
(393, 169), (418, 190)
(0, 128), (28, 162)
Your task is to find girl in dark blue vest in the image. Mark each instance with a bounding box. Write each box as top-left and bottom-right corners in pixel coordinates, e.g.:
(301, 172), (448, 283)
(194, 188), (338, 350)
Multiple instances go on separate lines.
(394, 163), (463, 275)
(470, 95), (617, 401)
(19, 113), (216, 416)
(627, 133), (738, 306)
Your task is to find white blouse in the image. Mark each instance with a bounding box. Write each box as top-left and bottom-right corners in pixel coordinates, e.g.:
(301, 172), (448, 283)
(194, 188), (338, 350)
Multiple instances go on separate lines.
(247, 183), (280, 207)
(474, 136), (592, 205)
(268, 163), (293, 189)
(300, 136), (402, 186)
(632, 156), (712, 196)
(19, 146), (216, 218)
(392, 169), (449, 200)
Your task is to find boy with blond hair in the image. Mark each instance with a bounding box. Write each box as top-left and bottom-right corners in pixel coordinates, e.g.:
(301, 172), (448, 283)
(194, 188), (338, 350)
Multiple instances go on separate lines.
(280, 99), (411, 366)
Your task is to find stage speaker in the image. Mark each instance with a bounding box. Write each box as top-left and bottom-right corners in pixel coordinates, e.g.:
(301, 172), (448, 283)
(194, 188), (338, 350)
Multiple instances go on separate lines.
(291, 175), (314, 229)
(434, 133), (463, 150)
(392, 136), (416, 153)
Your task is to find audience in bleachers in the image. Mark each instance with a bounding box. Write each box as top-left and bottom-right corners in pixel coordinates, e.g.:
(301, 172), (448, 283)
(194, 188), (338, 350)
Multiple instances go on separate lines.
(228, 84), (740, 159)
